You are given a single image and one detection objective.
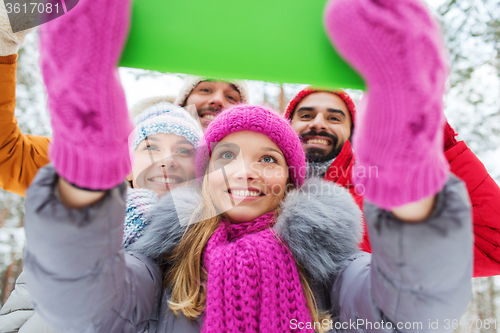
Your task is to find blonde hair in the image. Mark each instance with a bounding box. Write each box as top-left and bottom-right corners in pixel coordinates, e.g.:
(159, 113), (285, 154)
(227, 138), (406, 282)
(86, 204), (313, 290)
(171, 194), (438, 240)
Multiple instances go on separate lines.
(164, 170), (330, 332)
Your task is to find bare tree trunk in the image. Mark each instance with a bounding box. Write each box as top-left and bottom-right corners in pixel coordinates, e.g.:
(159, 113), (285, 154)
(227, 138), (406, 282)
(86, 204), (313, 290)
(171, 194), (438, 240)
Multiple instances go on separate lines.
(0, 210), (25, 306)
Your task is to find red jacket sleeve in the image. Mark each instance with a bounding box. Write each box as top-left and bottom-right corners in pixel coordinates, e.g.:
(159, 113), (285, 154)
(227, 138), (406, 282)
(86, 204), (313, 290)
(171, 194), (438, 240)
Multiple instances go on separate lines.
(445, 141), (500, 277)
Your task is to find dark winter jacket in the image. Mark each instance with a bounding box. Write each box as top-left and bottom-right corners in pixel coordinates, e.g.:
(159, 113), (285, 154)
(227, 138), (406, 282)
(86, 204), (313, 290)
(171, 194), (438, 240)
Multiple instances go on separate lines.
(22, 164), (472, 332)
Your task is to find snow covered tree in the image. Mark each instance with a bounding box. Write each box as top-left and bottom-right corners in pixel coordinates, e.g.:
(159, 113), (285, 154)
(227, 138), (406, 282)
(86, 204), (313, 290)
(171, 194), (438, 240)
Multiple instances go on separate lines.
(434, 0), (500, 330)
(437, 0), (500, 181)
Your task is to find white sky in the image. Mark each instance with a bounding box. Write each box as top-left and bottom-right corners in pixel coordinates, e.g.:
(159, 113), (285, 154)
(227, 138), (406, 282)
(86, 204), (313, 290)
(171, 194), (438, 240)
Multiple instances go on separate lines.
(428, 0), (447, 7)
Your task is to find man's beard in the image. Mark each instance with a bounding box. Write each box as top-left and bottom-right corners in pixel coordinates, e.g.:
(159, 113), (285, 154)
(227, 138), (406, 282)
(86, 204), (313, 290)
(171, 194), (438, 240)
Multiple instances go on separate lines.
(301, 130), (344, 163)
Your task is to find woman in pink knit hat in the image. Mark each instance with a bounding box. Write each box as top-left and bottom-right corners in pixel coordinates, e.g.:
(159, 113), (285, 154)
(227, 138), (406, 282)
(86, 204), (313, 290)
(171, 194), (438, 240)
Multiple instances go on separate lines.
(21, 0), (473, 332)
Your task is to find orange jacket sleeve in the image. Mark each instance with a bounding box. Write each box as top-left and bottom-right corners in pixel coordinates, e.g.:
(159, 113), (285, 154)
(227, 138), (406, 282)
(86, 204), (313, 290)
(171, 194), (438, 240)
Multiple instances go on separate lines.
(0, 55), (50, 197)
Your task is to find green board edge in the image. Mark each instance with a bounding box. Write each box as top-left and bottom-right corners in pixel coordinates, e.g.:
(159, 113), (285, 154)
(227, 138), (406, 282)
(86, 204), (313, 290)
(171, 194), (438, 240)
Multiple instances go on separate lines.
(119, 0), (365, 91)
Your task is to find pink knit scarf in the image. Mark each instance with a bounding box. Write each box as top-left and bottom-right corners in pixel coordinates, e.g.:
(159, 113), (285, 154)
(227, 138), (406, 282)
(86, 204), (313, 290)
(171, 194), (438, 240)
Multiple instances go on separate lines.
(202, 212), (314, 332)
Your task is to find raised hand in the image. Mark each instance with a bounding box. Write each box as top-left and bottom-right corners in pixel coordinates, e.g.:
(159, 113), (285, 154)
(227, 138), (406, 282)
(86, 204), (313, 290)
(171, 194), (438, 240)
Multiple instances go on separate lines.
(39, 0), (133, 190)
(324, 0), (449, 209)
(0, 0), (36, 56)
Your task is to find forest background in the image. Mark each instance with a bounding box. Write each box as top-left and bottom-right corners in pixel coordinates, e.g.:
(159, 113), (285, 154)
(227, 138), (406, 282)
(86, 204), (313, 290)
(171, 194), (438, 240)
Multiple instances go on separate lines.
(0, 0), (499, 331)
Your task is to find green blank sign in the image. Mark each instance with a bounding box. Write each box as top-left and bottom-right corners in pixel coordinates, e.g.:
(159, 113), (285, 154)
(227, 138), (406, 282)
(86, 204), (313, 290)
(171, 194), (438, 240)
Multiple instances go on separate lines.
(119, 0), (365, 90)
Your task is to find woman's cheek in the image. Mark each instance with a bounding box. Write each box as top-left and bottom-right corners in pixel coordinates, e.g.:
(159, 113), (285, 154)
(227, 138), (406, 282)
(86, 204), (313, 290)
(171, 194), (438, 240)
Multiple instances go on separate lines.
(268, 183), (283, 197)
(264, 167), (288, 186)
(179, 156), (197, 181)
(208, 168), (231, 211)
(131, 153), (150, 180)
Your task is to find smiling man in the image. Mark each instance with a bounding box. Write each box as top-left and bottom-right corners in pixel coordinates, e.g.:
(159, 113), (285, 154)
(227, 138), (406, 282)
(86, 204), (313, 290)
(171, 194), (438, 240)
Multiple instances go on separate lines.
(285, 88), (355, 178)
(174, 76), (249, 130)
(290, 92), (352, 161)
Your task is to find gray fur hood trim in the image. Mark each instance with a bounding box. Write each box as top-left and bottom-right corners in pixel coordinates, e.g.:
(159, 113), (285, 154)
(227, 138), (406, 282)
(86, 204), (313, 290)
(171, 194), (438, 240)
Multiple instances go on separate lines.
(130, 178), (363, 283)
(128, 186), (201, 259)
(273, 178), (363, 283)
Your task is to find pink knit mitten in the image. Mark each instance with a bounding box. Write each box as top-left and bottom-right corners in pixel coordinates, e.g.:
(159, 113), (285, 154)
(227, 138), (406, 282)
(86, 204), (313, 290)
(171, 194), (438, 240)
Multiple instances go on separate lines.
(39, 0), (133, 190)
(324, 0), (449, 209)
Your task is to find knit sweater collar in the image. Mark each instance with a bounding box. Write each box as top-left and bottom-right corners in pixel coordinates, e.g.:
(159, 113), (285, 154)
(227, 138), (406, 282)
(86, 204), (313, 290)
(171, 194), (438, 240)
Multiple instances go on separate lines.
(123, 188), (159, 249)
(306, 157), (336, 178)
(219, 212), (275, 241)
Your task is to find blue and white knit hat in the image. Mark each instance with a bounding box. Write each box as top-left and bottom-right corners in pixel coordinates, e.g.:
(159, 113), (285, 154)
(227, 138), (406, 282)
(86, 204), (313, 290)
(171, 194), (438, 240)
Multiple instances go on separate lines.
(131, 102), (203, 150)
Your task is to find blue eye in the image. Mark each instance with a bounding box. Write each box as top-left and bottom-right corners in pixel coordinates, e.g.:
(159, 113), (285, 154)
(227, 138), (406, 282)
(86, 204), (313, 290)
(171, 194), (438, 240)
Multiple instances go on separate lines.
(220, 151), (236, 160)
(300, 114), (312, 119)
(219, 151), (236, 160)
(222, 152), (235, 159)
(261, 155), (277, 163)
(176, 148), (194, 156)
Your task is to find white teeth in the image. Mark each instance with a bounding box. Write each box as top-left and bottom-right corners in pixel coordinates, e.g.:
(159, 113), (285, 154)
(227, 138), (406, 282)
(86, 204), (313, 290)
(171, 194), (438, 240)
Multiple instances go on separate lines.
(202, 114), (215, 121)
(231, 190), (261, 197)
(150, 177), (179, 184)
(307, 139), (329, 145)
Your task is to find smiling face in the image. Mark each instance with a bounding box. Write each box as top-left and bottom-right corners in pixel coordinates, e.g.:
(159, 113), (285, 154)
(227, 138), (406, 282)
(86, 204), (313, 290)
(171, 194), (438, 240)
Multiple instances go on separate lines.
(207, 131), (289, 223)
(185, 81), (242, 130)
(127, 133), (196, 195)
(290, 92), (352, 162)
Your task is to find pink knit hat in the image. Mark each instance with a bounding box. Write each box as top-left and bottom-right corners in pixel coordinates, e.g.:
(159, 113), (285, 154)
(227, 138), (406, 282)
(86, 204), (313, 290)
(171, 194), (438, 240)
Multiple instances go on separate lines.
(196, 105), (306, 187)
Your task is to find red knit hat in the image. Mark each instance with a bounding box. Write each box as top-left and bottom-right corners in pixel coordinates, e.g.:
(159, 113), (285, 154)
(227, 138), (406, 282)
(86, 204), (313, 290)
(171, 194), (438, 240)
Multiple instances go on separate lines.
(284, 87), (357, 126)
